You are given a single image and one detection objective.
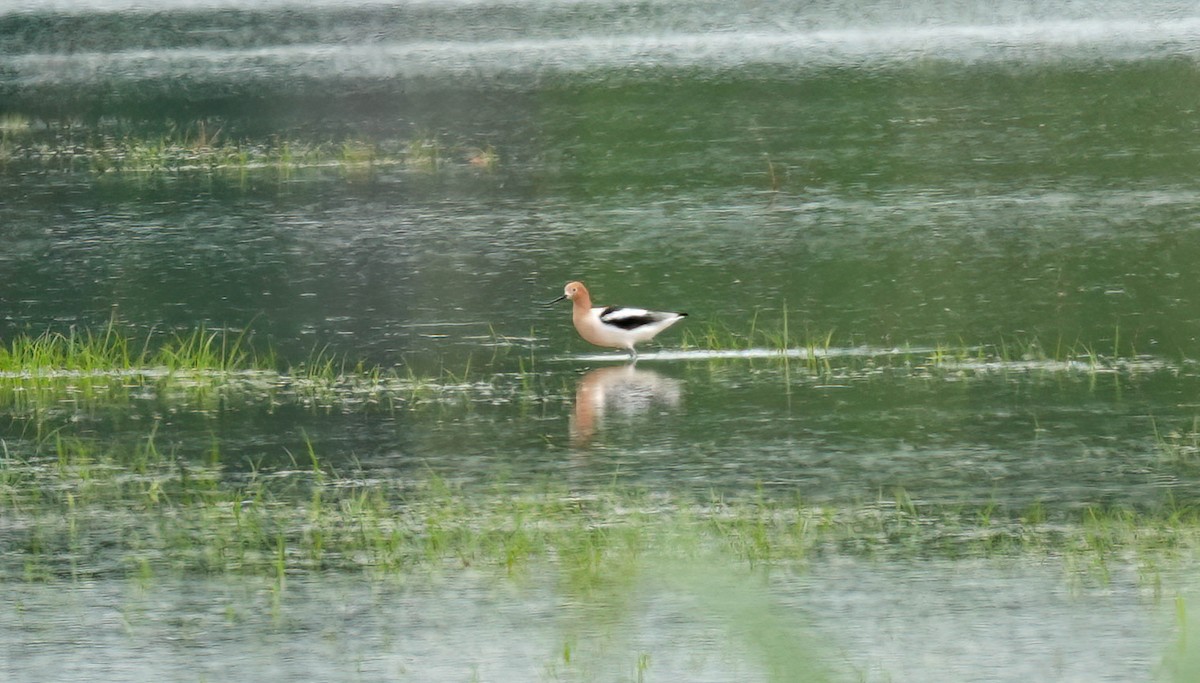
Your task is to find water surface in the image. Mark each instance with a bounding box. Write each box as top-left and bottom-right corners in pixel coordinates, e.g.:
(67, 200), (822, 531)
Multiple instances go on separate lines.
(3, 0), (1200, 680)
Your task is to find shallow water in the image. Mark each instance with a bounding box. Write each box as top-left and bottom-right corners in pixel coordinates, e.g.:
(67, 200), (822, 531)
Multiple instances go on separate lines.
(0, 557), (1186, 682)
(4, 0), (1200, 680)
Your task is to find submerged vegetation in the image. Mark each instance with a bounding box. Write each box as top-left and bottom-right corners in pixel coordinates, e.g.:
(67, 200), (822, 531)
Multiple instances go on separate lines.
(6, 431), (1200, 583)
(1, 326), (1199, 677)
(0, 315), (1160, 385)
(0, 115), (499, 177)
(2, 319), (1200, 581)
(681, 312), (1173, 377)
(0, 322), (521, 421)
(0, 318), (1179, 428)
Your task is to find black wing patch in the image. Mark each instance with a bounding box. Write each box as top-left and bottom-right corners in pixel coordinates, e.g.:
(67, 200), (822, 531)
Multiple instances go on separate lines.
(599, 306), (661, 330)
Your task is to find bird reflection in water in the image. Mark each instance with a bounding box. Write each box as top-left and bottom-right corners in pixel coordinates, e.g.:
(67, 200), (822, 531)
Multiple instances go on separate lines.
(570, 363), (683, 448)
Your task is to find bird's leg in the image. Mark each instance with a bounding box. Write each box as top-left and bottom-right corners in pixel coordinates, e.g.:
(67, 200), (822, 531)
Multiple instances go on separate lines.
(627, 347), (638, 362)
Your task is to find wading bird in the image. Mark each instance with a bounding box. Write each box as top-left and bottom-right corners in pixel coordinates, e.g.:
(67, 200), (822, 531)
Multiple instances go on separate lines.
(546, 280), (687, 360)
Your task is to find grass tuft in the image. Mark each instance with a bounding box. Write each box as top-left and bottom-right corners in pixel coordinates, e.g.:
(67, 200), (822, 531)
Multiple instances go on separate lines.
(0, 322), (263, 375)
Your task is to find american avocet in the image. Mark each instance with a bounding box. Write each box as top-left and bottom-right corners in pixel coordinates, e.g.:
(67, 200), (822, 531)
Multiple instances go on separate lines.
(546, 280), (687, 360)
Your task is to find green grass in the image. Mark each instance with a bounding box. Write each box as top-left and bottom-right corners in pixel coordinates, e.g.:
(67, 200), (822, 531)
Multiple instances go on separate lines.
(0, 320), (1193, 679)
(0, 323), (543, 429)
(680, 310), (838, 374)
(2, 321), (1197, 583)
(0, 320), (466, 389)
(6, 431), (1200, 583)
(3, 423), (1198, 681)
(0, 322), (264, 375)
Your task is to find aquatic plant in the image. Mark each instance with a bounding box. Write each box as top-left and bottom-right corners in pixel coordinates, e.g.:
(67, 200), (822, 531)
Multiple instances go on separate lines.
(7, 433), (1200, 583)
(680, 307), (1160, 378)
(1164, 597), (1200, 682)
(0, 113), (31, 166)
(0, 323), (558, 431)
(1153, 416), (1200, 466)
(683, 308), (833, 358)
(339, 140), (377, 166)
(0, 323), (262, 375)
(0, 115), (502, 179)
(405, 132), (441, 171)
(0, 113), (31, 134)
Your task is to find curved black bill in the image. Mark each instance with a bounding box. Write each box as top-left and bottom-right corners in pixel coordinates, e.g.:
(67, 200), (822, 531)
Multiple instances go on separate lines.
(542, 294), (568, 307)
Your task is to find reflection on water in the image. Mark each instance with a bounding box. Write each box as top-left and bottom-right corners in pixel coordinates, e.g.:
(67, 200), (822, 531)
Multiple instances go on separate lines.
(570, 363), (683, 448)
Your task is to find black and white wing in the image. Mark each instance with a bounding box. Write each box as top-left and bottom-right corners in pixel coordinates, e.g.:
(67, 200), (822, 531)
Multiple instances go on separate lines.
(598, 306), (684, 330)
